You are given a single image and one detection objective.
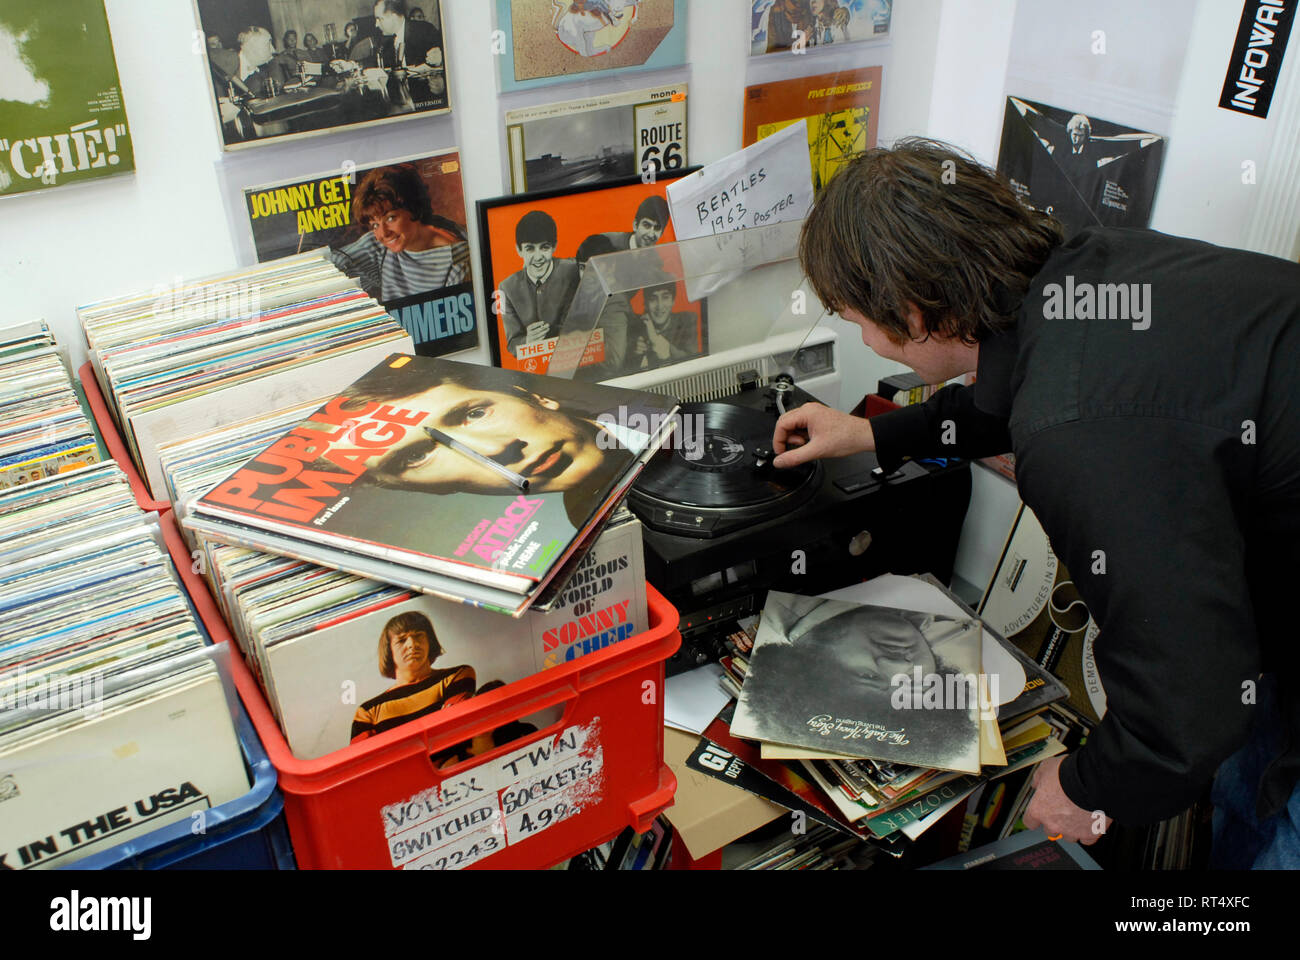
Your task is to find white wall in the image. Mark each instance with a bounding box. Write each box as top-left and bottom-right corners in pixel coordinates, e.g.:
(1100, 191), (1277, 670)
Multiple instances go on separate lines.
(0, 0), (943, 380)
(3, 0), (1296, 593)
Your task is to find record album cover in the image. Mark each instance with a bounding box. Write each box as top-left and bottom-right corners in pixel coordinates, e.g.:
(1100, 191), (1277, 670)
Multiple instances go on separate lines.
(264, 515), (646, 759)
(998, 96), (1166, 238)
(505, 84), (687, 193)
(732, 592), (984, 774)
(923, 827), (1101, 870)
(478, 172), (706, 378)
(190, 355), (677, 595)
(0, 670), (249, 869)
(750, 0), (891, 56)
(0, 0), (134, 197)
(978, 505), (1106, 724)
(743, 67), (881, 193)
(195, 0), (452, 152)
(243, 150), (478, 358)
(496, 0), (688, 93)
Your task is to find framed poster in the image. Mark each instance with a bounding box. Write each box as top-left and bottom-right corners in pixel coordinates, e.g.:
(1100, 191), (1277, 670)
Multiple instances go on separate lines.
(495, 0), (688, 94)
(476, 170), (705, 378)
(242, 149), (478, 357)
(0, 0), (134, 198)
(195, 0), (451, 152)
(750, 0), (891, 56)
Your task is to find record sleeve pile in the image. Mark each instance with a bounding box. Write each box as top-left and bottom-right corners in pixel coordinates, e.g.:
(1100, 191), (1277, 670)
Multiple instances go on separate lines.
(0, 463), (248, 869)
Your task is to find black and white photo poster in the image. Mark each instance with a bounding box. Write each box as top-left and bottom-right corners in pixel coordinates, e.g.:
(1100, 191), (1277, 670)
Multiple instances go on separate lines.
(998, 96), (1166, 238)
(196, 0), (451, 151)
(731, 592), (983, 774)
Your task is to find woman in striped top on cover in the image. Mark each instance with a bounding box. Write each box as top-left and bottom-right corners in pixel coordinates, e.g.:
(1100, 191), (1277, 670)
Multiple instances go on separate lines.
(328, 163), (470, 303)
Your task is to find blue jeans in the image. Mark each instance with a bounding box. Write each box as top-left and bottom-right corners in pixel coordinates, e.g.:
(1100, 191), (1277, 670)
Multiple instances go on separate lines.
(1210, 675), (1300, 869)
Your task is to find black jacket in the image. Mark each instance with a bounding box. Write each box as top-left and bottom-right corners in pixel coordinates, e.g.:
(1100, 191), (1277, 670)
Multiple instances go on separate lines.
(870, 226), (1300, 824)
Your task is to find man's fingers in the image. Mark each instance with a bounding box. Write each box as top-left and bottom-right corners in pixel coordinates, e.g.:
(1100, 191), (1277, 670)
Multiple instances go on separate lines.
(772, 409), (812, 452)
(773, 442), (818, 470)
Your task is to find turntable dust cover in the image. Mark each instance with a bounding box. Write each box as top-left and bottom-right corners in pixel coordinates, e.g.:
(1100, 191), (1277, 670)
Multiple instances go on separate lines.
(191, 355), (677, 595)
(732, 591), (983, 774)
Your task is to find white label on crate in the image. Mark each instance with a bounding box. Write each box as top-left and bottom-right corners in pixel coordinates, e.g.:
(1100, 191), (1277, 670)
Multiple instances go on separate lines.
(381, 719), (605, 870)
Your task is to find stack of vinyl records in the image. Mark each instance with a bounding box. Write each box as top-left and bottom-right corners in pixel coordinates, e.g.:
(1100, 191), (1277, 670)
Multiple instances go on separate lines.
(178, 354), (678, 618)
(0, 321), (104, 490)
(78, 251), (413, 502)
(160, 393), (652, 761)
(0, 463), (249, 869)
(695, 576), (1070, 859)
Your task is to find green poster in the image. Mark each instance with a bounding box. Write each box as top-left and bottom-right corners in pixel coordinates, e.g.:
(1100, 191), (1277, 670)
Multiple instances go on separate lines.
(0, 0), (134, 197)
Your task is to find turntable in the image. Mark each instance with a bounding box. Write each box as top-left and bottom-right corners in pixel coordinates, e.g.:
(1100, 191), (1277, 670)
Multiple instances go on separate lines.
(629, 378), (973, 673)
(631, 401), (822, 538)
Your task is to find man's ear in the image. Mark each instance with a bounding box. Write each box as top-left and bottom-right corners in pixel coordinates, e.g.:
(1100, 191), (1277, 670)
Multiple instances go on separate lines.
(532, 395), (560, 411)
(904, 302), (928, 342)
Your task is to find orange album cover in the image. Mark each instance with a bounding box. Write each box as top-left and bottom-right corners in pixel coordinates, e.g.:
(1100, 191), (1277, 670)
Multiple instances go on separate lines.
(743, 67), (882, 192)
(477, 172), (707, 378)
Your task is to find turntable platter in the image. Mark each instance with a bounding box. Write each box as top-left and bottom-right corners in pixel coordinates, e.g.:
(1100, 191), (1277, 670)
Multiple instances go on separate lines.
(630, 402), (821, 536)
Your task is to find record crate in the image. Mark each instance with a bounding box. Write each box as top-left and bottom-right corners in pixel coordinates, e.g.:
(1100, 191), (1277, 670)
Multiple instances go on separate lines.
(78, 362), (171, 512)
(160, 510), (682, 870)
(73, 680), (297, 871)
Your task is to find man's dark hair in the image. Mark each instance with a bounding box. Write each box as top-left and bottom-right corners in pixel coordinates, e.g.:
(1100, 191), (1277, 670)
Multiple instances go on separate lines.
(576, 234), (617, 264)
(378, 611), (443, 679)
(282, 30), (297, 47)
(800, 137), (1064, 345)
(411, 6), (425, 17)
(634, 195), (669, 229)
(376, 0), (408, 16)
(516, 210), (558, 247)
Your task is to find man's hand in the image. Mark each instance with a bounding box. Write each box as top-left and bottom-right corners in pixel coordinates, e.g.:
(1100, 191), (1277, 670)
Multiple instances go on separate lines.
(525, 321), (550, 343)
(772, 402), (874, 468)
(643, 319), (671, 360)
(1023, 755), (1111, 845)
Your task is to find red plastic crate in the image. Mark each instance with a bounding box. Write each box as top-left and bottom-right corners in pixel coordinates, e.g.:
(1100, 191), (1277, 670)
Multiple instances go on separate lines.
(78, 362), (171, 512)
(160, 510), (681, 870)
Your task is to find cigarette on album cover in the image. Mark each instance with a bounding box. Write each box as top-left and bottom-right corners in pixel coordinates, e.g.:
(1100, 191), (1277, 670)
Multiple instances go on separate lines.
(424, 426), (530, 491)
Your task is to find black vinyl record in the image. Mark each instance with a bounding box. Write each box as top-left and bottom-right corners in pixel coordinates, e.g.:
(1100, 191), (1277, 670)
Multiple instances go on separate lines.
(633, 402), (817, 511)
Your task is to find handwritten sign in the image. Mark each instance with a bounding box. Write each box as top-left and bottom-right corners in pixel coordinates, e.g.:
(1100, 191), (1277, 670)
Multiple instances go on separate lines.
(381, 720), (604, 870)
(665, 121), (813, 298)
(667, 119), (813, 241)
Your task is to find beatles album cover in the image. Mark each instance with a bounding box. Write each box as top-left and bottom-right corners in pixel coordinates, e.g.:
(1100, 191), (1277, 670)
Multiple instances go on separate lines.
(0, 0), (134, 197)
(189, 355), (678, 593)
(195, 0), (452, 152)
(732, 592), (984, 774)
(477, 172), (706, 378)
(978, 504), (1106, 724)
(505, 83), (688, 193)
(496, 0), (688, 93)
(743, 67), (881, 193)
(998, 96), (1167, 238)
(750, 0), (891, 56)
(243, 150), (478, 358)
